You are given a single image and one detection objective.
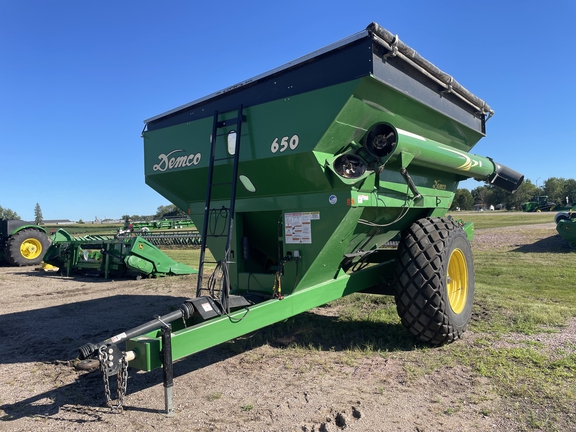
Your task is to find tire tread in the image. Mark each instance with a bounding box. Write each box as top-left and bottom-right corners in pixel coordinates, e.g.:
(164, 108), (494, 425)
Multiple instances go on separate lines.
(394, 217), (471, 345)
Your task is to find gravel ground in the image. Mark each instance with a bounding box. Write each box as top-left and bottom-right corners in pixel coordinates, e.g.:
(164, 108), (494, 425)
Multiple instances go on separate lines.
(0, 221), (574, 431)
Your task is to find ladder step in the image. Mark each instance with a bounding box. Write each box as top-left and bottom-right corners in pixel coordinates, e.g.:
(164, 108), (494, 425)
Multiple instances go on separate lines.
(197, 105), (245, 306)
(216, 115), (246, 128)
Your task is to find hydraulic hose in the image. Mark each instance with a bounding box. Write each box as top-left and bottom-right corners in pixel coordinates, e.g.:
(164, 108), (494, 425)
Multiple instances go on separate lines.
(78, 300), (195, 360)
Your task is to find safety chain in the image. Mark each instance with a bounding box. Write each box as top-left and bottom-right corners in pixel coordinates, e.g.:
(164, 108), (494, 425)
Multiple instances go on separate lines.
(272, 271), (283, 300)
(98, 345), (129, 412)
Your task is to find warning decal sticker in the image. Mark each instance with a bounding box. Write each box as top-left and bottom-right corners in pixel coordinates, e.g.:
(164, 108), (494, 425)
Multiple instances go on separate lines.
(285, 212), (319, 244)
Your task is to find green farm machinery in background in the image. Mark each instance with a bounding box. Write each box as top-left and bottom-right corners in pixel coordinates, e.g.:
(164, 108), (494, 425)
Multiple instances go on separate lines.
(555, 211), (576, 248)
(137, 218), (195, 230)
(0, 215), (199, 277)
(117, 217), (201, 247)
(77, 23), (524, 411)
(522, 195), (576, 212)
(0, 219), (50, 266)
(38, 217), (200, 278)
(1, 216), (200, 271)
(119, 228), (201, 247)
(42, 229), (198, 278)
(120, 217), (197, 233)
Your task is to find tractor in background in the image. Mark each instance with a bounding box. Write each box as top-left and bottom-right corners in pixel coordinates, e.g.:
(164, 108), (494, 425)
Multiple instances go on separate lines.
(1, 217), (200, 276)
(0, 219), (50, 266)
(522, 195), (575, 212)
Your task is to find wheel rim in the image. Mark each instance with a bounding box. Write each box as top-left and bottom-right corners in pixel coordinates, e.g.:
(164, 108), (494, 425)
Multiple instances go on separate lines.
(20, 238), (42, 260)
(447, 248), (468, 314)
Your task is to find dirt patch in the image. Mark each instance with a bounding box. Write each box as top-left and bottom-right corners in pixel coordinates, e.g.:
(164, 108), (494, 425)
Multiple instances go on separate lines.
(0, 223), (574, 431)
(472, 222), (570, 253)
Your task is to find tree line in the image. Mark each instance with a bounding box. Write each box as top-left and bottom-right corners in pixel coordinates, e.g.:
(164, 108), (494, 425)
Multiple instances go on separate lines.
(1, 203), (187, 225)
(451, 177), (576, 211)
(0, 202), (43, 224)
(121, 204), (188, 222)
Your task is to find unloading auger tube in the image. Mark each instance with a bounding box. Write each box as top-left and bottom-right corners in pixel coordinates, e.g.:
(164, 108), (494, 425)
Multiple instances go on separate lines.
(332, 122), (523, 193)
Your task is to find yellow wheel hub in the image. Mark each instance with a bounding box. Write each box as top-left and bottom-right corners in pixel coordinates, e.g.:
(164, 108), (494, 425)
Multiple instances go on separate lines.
(447, 248), (468, 314)
(20, 238), (43, 260)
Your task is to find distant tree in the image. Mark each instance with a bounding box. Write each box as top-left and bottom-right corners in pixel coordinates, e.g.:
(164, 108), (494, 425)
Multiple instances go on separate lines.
(564, 179), (576, 205)
(126, 214), (153, 222)
(119, 214), (154, 222)
(471, 185), (492, 209)
(155, 204), (187, 219)
(543, 177), (566, 204)
(541, 177), (576, 205)
(504, 178), (538, 210)
(485, 185), (508, 208)
(0, 206), (20, 220)
(34, 203), (43, 225)
(450, 189), (474, 210)
(458, 177), (575, 212)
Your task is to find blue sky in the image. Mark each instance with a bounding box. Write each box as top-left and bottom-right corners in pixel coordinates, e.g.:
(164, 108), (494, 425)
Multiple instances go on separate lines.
(1, 1), (574, 222)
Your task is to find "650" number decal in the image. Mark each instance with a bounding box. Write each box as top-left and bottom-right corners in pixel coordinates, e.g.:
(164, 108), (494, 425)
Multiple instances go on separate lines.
(271, 135), (299, 153)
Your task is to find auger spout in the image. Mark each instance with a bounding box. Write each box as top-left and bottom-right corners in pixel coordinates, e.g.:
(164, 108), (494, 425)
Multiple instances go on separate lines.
(333, 122), (524, 193)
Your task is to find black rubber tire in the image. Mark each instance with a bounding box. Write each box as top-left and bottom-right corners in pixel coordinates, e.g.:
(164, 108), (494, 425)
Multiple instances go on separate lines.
(554, 212), (570, 224)
(394, 217), (474, 345)
(6, 229), (51, 266)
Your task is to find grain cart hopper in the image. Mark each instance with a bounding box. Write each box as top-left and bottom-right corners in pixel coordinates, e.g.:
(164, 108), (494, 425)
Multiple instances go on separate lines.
(76, 23), (523, 411)
(0, 219), (50, 266)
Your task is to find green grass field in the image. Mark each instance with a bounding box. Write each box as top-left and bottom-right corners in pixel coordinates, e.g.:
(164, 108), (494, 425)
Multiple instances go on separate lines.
(462, 215), (575, 429)
(447, 210), (556, 229)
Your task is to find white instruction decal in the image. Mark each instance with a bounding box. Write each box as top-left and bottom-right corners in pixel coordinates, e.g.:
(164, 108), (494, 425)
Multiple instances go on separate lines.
(285, 212), (319, 244)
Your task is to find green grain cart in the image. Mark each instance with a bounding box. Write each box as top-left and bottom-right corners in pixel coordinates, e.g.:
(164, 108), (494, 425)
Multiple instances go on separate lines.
(78, 23), (523, 411)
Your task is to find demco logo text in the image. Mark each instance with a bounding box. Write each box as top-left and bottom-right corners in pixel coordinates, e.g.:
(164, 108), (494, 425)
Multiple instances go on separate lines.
(153, 149), (201, 172)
